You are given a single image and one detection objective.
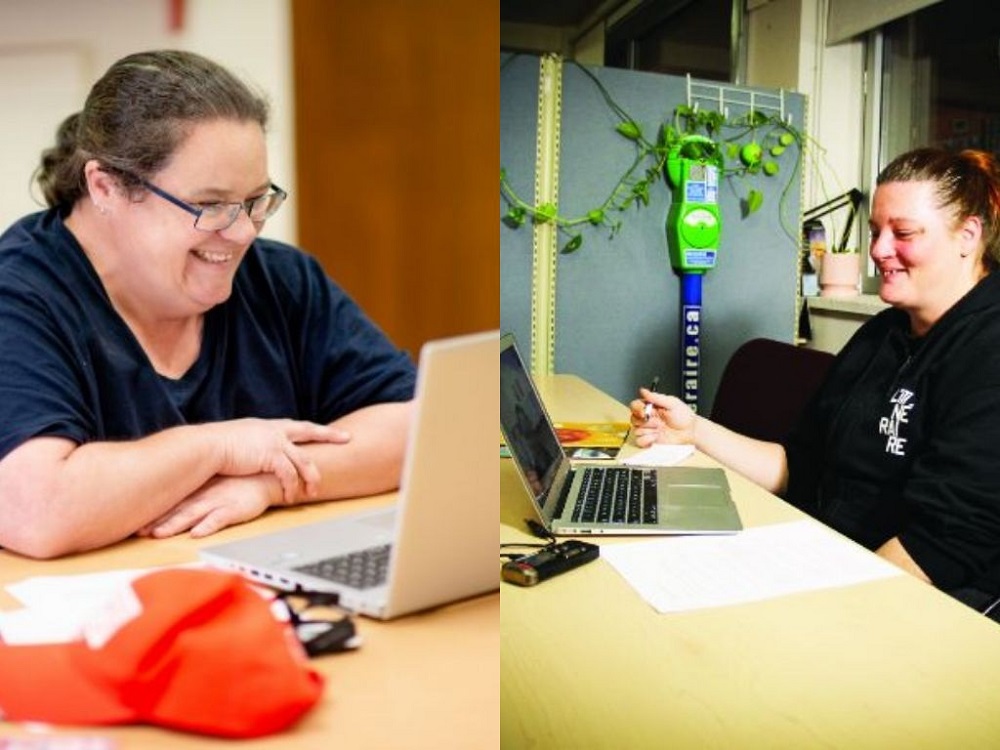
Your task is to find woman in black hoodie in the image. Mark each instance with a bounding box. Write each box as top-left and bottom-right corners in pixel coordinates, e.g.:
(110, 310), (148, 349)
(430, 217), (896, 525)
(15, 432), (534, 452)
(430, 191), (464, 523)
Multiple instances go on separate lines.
(632, 147), (1000, 617)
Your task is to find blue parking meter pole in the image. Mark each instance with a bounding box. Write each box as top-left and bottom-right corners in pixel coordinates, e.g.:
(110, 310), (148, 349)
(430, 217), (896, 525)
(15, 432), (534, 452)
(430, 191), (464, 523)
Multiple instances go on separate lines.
(679, 273), (703, 411)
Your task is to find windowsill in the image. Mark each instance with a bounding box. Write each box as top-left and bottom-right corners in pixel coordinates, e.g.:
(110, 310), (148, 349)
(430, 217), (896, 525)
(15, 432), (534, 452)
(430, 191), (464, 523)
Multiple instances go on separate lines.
(805, 294), (889, 316)
(802, 294), (889, 354)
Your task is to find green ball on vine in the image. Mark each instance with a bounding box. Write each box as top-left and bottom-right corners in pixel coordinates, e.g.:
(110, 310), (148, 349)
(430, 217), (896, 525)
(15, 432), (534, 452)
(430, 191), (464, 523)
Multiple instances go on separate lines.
(740, 142), (763, 167)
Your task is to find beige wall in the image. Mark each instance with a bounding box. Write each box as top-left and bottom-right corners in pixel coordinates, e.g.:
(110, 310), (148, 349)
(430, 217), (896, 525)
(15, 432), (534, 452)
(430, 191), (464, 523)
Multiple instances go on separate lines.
(0, 0), (295, 244)
(748, 0), (865, 245)
(747, 0), (803, 90)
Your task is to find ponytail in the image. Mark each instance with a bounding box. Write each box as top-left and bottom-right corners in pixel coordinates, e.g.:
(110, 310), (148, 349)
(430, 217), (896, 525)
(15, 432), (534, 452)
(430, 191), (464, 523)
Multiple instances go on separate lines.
(35, 112), (89, 208)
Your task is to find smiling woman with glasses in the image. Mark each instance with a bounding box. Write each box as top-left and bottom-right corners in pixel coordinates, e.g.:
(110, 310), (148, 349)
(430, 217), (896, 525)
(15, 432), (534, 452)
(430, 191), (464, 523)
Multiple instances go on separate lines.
(0, 50), (417, 559)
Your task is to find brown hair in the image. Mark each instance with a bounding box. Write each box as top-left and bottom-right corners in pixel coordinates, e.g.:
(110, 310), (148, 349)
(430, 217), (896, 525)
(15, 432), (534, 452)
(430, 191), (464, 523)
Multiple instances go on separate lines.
(35, 50), (270, 207)
(877, 147), (1000, 271)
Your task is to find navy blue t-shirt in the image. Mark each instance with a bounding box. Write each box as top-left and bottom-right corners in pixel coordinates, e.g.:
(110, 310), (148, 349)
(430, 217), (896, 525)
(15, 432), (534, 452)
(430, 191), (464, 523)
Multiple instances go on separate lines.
(0, 209), (416, 460)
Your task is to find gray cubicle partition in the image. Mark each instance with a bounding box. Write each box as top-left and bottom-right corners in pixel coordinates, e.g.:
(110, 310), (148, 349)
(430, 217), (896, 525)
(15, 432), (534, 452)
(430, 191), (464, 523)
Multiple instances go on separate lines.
(500, 54), (805, 412)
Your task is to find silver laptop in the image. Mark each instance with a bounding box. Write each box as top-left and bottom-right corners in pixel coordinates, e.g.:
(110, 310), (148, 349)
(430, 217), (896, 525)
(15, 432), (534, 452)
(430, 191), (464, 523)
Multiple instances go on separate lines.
(500, 332), (741, 536)
(200, 330), (499, 619)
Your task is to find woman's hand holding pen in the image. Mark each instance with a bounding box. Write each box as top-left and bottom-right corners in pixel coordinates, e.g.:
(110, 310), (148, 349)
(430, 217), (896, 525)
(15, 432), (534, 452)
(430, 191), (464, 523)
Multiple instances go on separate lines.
(629, 388), (697, 447)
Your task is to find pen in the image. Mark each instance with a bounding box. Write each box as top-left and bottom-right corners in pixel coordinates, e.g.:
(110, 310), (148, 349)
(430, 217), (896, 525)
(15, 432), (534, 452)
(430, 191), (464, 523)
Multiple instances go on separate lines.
(642, 376), (660, 421)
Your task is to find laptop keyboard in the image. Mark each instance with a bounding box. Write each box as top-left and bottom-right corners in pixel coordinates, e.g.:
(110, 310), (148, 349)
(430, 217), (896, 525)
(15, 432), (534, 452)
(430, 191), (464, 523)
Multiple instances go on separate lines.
(292, 543), (392, 589)
(572, 466), (658, 525)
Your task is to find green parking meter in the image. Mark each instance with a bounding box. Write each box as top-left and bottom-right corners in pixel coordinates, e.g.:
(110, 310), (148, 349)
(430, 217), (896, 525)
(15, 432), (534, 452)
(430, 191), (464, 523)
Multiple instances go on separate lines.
(665, 135), (724, 411)
(666, 135), (724, 274)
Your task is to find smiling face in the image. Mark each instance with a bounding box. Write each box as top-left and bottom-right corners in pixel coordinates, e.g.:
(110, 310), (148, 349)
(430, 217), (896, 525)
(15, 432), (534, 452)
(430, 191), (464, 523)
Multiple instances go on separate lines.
(102, 118), (271, 320)
(869, 180), (986, 336)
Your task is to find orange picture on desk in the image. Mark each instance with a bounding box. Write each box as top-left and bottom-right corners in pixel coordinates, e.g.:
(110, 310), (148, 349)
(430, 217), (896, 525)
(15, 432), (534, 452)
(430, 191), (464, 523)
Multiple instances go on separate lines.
(553, 421), (630, 460)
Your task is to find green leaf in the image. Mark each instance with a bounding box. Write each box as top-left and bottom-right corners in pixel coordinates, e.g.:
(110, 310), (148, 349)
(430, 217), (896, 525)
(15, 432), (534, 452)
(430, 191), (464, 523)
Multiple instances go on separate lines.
(746, 189), (764, 215)
(779, 132), (795, 147)
(616, 121), (642, 140)
(762, 160), (780, 176)
(705, 111), (725, 134)
(561, 234), (584, 254)
(633, 182), (650, 206)
(502, 206), (526, 229)
(770, 145), (785, 157)
(535, 203), (557, 223)
(680, 141), (704, 159)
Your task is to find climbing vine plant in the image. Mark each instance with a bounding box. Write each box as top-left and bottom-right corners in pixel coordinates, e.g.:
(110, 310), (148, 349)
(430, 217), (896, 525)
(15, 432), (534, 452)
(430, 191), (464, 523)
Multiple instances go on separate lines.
(500, 59), (815, 255)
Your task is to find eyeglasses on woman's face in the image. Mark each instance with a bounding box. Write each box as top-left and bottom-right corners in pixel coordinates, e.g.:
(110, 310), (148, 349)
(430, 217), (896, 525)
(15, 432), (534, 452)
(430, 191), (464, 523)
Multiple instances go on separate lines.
(139, 178), (287, 232)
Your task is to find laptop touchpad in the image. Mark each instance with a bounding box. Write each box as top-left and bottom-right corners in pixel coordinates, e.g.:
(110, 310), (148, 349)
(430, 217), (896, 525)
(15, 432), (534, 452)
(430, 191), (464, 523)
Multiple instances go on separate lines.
(667, 485), (725, 507)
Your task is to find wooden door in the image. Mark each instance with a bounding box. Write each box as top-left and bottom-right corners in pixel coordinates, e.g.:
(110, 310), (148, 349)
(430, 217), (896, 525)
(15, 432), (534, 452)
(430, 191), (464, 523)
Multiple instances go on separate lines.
(291, 0), (499, 357)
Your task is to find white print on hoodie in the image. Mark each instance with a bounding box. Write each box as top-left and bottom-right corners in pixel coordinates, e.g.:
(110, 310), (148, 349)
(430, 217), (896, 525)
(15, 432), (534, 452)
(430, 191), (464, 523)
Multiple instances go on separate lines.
(879, 387), (915, 456)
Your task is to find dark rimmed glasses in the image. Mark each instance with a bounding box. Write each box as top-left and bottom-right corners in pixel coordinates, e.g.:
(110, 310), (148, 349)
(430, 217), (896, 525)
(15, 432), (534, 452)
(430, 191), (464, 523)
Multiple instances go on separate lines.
(140, 178), (287, 232)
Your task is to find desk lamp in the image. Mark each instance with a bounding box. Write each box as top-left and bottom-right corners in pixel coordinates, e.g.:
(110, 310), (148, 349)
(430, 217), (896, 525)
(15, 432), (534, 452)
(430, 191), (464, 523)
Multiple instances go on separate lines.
(803, 188), (864, 254)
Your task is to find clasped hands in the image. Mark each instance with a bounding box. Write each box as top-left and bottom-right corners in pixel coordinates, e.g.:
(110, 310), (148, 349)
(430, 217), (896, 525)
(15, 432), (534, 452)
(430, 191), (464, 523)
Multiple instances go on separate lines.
(138, 418), (349, 540)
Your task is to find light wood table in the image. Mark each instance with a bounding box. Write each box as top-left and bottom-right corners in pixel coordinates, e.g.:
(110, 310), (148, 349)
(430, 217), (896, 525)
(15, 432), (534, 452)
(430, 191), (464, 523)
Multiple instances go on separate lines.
(501, 374), (1000, 749)
(0, 492), (499, 749)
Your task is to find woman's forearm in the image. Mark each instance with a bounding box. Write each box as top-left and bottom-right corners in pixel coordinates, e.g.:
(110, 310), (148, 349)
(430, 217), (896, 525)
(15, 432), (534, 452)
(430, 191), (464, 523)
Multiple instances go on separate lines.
(294, 400), (416, 503)
(693, 415), (790, 495)
(0, 426), (225, 557)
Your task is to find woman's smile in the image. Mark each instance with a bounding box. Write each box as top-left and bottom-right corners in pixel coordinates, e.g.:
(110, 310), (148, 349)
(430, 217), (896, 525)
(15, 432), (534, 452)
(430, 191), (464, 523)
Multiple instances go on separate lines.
(192, 247), (238, 265)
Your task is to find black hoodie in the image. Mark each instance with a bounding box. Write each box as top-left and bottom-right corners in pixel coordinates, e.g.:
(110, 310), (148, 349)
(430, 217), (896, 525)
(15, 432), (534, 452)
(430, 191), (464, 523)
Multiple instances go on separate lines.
(785, 272), (1000, 595)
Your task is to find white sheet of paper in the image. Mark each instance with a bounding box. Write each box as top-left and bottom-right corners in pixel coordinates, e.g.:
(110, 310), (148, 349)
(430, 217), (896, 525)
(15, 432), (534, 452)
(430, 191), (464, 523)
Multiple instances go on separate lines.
(600, 520), (903, 613)
(621, 444), (695, 466)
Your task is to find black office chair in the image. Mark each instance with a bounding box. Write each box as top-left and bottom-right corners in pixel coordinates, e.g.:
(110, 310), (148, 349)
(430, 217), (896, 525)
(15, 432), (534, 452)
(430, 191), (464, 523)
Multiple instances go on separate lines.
(710, 338), (835, 443)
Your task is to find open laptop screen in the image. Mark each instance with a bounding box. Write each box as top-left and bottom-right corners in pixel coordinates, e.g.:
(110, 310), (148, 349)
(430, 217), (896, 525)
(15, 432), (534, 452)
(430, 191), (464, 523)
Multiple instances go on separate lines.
(499, 334), (564, 507)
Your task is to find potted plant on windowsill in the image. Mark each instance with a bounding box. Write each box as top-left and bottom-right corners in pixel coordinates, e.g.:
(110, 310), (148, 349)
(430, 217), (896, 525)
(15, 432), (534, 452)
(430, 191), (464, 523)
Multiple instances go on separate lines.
(805, 188), (864, 298)
(818, 247), (861, 297)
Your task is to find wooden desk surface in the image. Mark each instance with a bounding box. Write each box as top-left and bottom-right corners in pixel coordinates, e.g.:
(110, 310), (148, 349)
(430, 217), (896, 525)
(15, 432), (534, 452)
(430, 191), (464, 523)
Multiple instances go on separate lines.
(502, 375), (1000, 749)
(0, 493), (499, 749)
